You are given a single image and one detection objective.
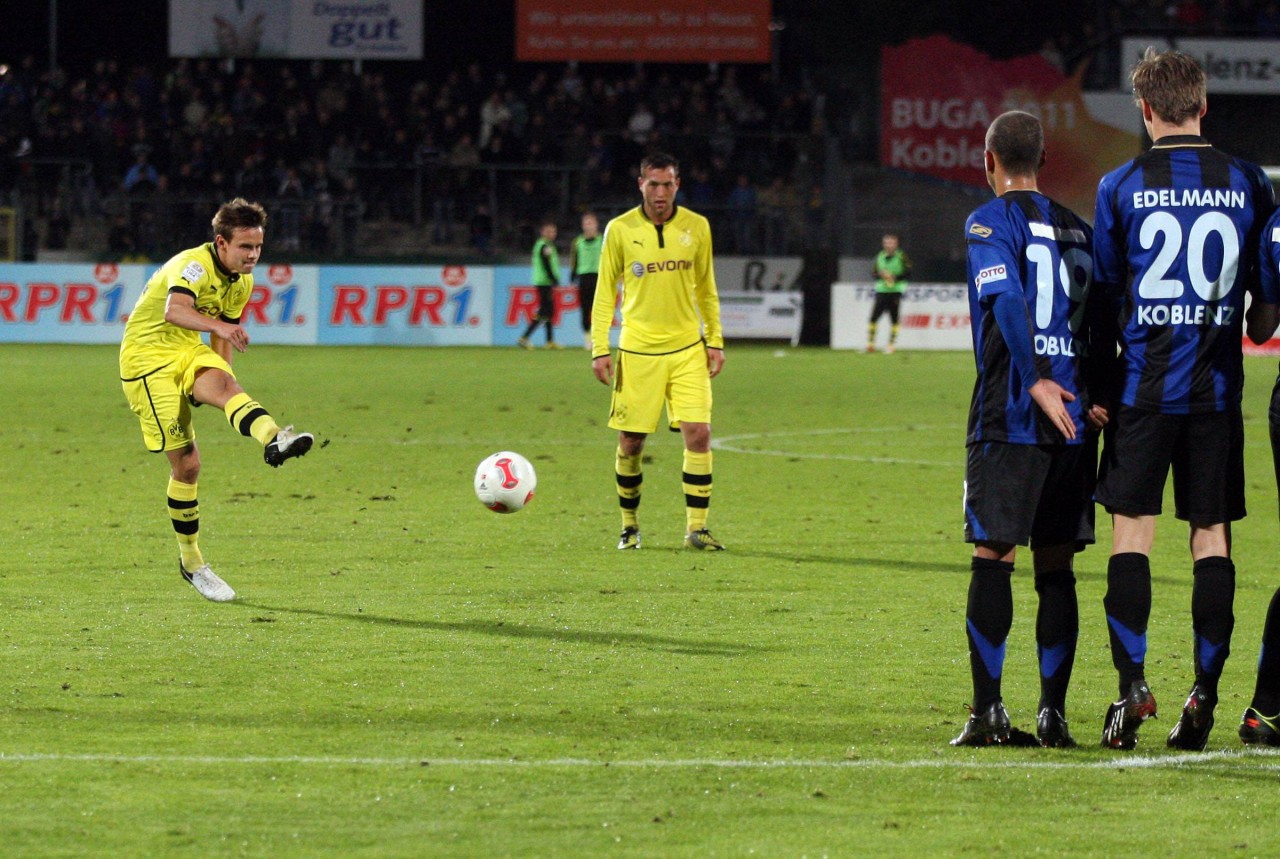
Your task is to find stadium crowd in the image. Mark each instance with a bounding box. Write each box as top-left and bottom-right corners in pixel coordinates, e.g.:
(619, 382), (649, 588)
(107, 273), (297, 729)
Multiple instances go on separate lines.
(0, 53), (823, 259)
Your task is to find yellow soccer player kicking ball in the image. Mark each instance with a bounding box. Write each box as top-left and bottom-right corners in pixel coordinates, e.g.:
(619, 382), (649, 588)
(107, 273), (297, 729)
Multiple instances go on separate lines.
(118, 198), (313, 602)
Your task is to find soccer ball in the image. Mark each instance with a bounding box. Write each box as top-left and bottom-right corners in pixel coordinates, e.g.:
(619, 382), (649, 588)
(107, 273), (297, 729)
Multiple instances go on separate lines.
(474, 451), (537, 513)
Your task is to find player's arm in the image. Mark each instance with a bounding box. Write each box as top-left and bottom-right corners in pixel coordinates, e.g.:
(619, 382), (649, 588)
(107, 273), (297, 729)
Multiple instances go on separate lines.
(1087, 181), (1126, 410)
(969, 219), (1075, 440)
(989, 289), (1076, 441)
(693, 219), (725, 377)
(164, 290), (249, 353)
(591, 223), (623, 382)
(1249, 219), (1280, 344)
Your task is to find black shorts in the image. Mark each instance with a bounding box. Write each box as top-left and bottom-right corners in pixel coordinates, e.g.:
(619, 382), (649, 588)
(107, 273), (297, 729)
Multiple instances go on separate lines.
(1095, 404), (1245, 523)
(870, 292), (902, 324)
(964, 439), (1096, 549)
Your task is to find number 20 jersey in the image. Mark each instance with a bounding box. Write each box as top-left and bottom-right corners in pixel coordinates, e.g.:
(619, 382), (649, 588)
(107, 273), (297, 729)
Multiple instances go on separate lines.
(1093, 135), (1274, 414)
(966, 190), (1094, 445)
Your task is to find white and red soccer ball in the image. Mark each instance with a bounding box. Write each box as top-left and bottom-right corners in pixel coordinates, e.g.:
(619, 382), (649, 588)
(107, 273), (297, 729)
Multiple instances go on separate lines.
(474, 451), (537, 513)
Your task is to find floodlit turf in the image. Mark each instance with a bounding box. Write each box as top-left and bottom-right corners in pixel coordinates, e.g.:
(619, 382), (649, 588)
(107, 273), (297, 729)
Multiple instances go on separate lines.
(2, 342), (1279, 856)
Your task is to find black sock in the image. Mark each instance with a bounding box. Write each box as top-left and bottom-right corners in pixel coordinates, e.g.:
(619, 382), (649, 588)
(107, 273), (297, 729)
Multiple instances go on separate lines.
(1035, 568), (1078, 714)
(1104, 552), (1151, 698)
(1251, 586), (1280, 713)
(1191, 556), (1235, 699)
(965, 556), (1014, 710)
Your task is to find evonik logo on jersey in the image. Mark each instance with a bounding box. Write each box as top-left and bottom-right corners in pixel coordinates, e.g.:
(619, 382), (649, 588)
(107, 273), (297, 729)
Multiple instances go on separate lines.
(631, 259), (694, 278)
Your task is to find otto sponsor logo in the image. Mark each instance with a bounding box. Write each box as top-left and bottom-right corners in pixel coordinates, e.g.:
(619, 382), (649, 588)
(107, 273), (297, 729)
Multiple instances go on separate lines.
(504, 286), (579, 326)
(1136, 303), (1236, 326)
(976, 265), (1007, 287)
(0, 280), (130, 324)
(329, 283), (479, 326)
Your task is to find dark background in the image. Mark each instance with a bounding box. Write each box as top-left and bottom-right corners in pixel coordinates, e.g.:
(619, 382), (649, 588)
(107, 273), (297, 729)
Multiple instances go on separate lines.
(0, 1), (1081, 78)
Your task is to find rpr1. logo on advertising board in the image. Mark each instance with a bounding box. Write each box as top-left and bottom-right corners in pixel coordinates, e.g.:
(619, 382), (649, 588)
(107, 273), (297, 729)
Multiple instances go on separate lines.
(491, 265), (598, 346)
(0, 262), (145, 343)
(319, 264), (494, 345)
(241, 263), (320, 345)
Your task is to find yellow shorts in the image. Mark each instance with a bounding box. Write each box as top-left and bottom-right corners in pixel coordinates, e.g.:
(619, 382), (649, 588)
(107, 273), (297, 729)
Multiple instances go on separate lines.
(609, 343), (712, 433)
(120, 344), (235, 452)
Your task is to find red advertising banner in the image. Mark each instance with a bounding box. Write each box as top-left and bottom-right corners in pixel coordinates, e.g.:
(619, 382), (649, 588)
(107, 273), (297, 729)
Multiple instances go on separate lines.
(516, 0), (771, 63)
(881, 35), (1142, 219)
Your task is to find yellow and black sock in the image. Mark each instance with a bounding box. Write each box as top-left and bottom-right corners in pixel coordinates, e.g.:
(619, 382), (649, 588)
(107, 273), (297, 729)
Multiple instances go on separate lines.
(889, 323), (900, 346)
(168, 477), (203, 572)
(223, 392), (281, 446)
(683, 449), (712, 533)
(615, 447), (642, 528)
(867, 321), (877, 346)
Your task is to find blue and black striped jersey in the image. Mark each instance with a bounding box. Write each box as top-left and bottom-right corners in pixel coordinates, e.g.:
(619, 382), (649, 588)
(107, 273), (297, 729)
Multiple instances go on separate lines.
(965, 190), (1094, 445)
(1093, 135), (1274, 414)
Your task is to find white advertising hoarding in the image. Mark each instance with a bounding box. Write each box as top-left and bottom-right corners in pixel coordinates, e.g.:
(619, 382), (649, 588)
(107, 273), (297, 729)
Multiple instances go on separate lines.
(170, 0), (423, 60)
(1121, 37), (1280, 94)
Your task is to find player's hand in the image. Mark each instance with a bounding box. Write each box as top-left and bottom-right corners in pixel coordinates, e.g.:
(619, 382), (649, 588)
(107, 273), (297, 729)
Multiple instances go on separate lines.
(1086, 403), (1110, 431)
(1028, 378), (1076, 441)
(218, 321), (250, 353)
(592, 354), (613, 385)
(706, 347), (725, 378)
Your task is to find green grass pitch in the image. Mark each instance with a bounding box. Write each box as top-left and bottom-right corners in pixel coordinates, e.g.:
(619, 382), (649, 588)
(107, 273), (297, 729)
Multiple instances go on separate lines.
(2, 342), (1278, 856)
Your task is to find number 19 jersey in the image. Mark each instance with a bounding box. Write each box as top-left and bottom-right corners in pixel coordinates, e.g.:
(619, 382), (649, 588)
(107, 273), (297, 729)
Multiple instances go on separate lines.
(965, 190), (1094, 445)
(1093, 135), (1274, 414)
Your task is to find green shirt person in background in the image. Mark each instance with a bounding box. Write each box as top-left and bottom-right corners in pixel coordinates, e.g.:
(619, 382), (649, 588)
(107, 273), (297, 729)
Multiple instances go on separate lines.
(868, 233), (911, 353)
(570, 211), (602, 351)
(519, 218), (564, 349)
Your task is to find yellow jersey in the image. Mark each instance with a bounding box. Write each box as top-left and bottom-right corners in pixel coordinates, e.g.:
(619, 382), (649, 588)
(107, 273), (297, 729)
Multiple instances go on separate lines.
(591, 204), (722, 357)
(119, 243), (254, 378)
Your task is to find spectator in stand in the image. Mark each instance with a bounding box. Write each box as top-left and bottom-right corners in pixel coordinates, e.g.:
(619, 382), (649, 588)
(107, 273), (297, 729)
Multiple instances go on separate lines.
(123, 147), (159, 194)
(727, 174), (758, 254)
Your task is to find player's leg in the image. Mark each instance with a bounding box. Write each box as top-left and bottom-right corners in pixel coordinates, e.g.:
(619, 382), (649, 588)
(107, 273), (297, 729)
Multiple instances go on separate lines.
(885, 294), (902, 353)
(953, 442), (1048, 746)
(1242, 390), (1280, 745)
(578, 275), (597, 351)
(165, 442), (234, 602)
(670, 345), (721, 550)
(1026, 441), (1093, 748)
(866, 297), (882, 353)
(122, 367), (232, 601)
(1095, 406), (1171, 748)
(188, 357), (312, 467)
(540, 286), (561, 348)
(616, 430), (646, 548)
(607, 351), (664, 549)
(1167, 409), (1243, 750)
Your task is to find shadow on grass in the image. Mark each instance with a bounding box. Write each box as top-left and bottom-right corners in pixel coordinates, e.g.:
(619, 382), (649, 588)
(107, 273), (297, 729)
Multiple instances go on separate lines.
(726, 548), (971, 573)
(238, 602), (757, 656)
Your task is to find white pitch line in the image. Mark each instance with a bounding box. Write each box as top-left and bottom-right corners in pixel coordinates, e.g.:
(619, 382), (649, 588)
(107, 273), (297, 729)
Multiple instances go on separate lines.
(1, 750), (1277, 771)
